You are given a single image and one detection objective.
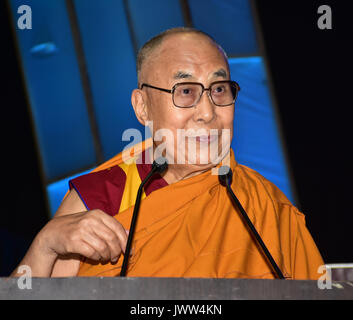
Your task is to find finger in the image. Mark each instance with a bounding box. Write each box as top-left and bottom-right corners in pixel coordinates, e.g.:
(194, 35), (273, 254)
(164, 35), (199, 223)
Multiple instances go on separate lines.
(80, 229), (111, 262)
(74, 240), (102, 262)
(91, 222), (124, 262)
(97, 214), (129, 253)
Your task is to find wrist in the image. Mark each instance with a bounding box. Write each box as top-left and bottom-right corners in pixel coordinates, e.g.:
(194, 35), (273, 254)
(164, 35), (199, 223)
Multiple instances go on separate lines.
(32, 227), (59, 261)
(14, 230), (59, 277)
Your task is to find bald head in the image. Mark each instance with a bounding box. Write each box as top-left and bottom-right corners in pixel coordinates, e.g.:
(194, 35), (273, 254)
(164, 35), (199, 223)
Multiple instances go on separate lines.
(136, 27), (229, 86)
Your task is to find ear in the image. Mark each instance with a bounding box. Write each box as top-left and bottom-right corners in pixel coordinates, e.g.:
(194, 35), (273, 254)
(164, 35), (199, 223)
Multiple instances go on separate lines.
(131, 89), (148, 126)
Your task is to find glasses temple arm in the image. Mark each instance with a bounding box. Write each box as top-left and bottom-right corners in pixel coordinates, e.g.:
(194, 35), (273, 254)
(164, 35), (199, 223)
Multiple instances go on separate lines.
(140, 83), (172, 93)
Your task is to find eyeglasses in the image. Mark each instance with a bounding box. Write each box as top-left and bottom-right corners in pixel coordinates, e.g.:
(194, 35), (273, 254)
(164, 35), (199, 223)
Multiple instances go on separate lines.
(140, 80), (240, 108)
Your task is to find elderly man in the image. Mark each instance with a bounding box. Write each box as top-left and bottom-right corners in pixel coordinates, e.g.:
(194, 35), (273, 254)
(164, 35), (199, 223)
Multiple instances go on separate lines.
(11, 27), (324, 279)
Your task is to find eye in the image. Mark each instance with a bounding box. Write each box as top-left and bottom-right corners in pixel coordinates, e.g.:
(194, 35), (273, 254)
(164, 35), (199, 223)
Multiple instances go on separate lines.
(213, 85), (226, 94)
(181, 87), (192, 95)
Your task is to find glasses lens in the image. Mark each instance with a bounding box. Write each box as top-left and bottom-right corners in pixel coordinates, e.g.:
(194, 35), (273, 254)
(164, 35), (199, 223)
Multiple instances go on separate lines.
(173, 83), (202, 108)
(210, 81), (237, 106)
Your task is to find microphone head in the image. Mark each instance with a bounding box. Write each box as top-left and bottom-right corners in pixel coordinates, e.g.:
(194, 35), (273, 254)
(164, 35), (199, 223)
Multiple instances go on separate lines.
(152, 157), (168, 174)
(218, 166), (232, 186)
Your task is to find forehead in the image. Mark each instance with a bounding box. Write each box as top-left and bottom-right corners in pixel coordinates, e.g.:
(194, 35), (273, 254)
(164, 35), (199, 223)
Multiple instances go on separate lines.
(145, 33), (229, 83)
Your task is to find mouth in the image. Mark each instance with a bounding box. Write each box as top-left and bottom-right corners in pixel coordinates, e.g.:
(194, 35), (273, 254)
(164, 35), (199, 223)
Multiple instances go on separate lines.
(195, 134), (218, 143)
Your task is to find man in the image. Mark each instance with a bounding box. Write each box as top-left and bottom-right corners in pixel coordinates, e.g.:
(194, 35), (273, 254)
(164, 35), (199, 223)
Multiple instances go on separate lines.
(11, 27), (324, 279)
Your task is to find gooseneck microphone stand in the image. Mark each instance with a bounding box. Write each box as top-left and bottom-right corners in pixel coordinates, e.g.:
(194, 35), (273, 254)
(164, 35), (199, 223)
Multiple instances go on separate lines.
(120, 158), (168, 277)
(218, 166), (285, 279)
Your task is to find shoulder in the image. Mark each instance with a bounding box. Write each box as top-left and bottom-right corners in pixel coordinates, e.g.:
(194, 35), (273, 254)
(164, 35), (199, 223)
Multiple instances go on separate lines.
(69, 164), (127, 215)
(70, 165), (127, 190)
(235, 164), (292, 205)
(234, 164), (305, 220)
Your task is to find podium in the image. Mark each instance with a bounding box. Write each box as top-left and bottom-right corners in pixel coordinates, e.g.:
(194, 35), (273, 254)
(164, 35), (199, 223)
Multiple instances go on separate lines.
(1, 277), (353, 300)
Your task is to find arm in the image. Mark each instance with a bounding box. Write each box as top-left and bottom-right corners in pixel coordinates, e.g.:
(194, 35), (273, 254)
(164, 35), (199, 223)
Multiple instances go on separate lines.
(10, 189), (128, 278)
(49, 189), (88, 277)
(291, 208), (325, 280)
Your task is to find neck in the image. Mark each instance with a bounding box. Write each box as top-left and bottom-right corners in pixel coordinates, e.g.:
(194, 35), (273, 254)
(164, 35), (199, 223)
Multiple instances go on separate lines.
(161, 163), (216, 184)
(148, 141), (231, 185)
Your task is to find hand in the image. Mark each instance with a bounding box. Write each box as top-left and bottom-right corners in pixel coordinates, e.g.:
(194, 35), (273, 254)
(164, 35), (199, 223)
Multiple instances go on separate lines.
(37, 209), (128, 264)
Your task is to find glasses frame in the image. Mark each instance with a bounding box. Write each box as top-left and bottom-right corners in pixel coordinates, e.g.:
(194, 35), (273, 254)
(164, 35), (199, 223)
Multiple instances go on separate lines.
(140, 80), (240, 108)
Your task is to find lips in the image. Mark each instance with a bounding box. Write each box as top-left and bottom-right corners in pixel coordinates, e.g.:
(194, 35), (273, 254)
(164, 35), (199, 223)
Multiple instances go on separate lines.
(195, 135), (218, 143)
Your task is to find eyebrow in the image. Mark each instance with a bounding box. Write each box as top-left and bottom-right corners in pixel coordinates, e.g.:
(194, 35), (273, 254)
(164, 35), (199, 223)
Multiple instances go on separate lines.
(173, 71), (193, 80)
(172, 68), (228, 81)
(212, 68), (228, 79)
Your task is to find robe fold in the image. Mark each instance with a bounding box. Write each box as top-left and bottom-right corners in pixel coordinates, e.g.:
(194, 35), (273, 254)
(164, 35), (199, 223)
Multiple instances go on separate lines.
(68, 139), (324, 279)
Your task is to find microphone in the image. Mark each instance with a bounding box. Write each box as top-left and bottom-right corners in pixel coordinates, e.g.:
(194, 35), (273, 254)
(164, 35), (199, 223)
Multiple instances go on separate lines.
(218, 166), (285, 279)
(120, 157), (168, 277)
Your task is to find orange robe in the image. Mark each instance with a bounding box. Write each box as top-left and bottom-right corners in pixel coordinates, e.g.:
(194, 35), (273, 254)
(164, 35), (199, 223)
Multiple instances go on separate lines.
(74, 139), (324, 279)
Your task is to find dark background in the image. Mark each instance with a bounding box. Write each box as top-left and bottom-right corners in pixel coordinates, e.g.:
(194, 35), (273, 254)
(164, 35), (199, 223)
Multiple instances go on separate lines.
(255, 0), (353, 263)
(0, 0), (352, 276)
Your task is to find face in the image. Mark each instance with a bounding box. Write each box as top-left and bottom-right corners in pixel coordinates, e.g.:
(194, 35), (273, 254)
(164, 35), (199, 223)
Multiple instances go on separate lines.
(132, 33), (234, 177)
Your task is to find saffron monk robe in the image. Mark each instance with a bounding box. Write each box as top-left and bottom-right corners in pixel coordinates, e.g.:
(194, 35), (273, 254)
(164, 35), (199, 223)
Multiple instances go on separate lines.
(73, 139), (324, 279)
(10, 27), (324, 279)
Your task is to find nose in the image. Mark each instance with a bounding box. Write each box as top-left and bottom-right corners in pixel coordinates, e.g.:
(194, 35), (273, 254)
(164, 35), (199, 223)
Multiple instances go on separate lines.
(193, 90), (216, 123)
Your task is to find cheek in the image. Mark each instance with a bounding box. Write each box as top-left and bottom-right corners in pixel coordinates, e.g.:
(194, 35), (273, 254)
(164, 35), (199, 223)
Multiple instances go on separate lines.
(152, 106), (192, 132)
(217, 107), (234, 128)
(170, 110), (193, 129)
